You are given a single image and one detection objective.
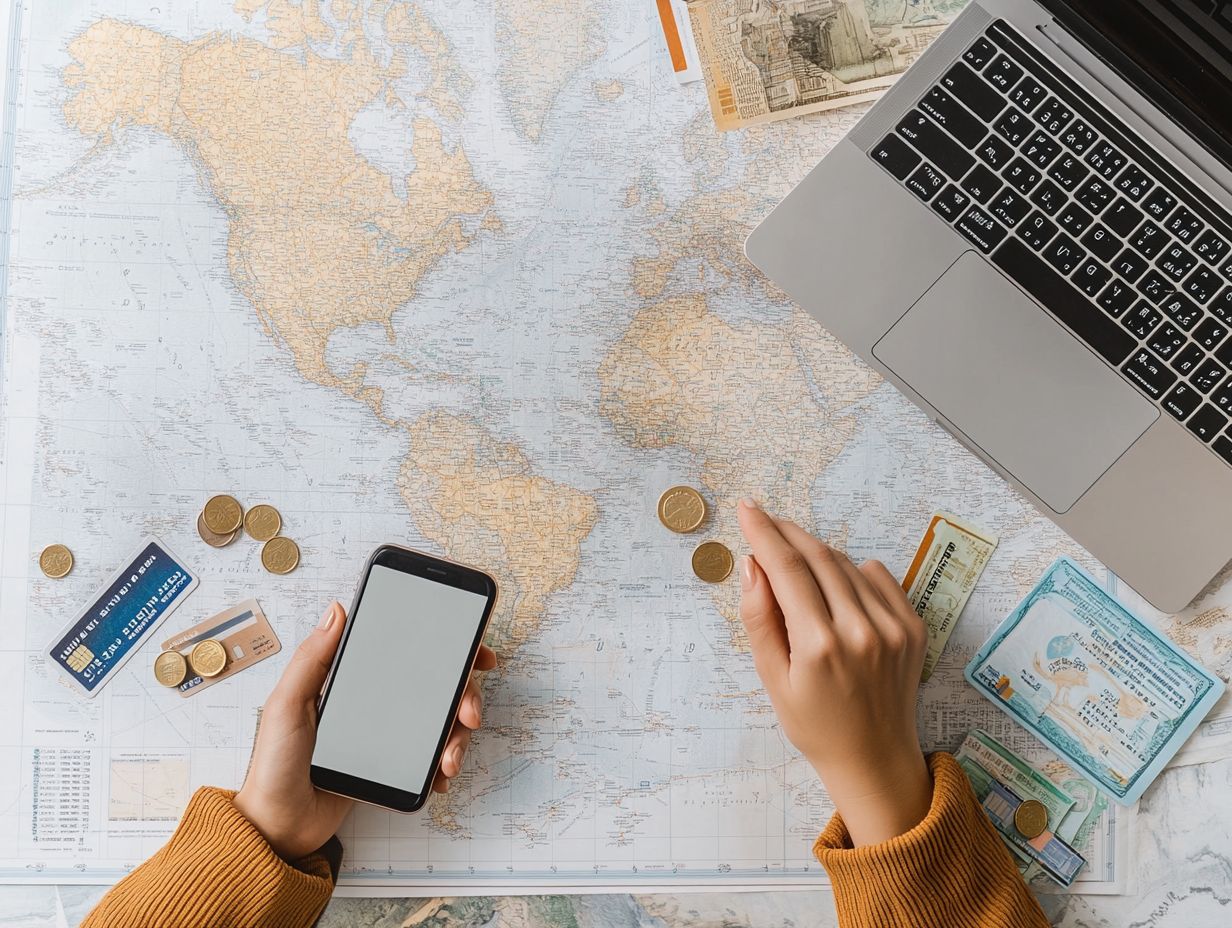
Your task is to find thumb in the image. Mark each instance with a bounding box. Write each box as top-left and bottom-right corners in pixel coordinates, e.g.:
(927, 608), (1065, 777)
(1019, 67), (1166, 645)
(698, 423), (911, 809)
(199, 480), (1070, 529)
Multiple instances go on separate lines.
(272, 602), (346, 706)
(739, 555), (790, 685)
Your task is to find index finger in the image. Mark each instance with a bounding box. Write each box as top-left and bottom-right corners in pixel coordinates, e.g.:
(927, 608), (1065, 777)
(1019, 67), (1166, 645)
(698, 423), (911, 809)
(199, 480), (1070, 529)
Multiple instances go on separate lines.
(737, 499), (831, 650)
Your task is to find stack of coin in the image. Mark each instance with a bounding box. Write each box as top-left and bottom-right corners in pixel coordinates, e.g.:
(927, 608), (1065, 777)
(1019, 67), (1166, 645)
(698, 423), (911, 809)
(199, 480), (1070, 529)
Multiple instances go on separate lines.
(154, 638), (229, 688)
(196, 494), (300, 574)
(656, 485), (735, 584)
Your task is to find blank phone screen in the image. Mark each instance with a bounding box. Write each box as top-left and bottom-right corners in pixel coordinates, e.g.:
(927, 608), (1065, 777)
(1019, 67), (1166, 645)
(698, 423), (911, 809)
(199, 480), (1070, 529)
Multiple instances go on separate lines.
(312, 565), (489, 792)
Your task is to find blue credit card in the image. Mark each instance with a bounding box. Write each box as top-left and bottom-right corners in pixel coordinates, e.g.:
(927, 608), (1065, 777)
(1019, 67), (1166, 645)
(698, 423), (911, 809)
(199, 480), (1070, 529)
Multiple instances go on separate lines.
(45, 537), (199, 697)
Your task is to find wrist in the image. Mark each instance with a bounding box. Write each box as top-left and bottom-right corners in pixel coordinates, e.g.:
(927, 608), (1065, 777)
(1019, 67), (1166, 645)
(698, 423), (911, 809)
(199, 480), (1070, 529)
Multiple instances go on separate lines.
(233, 787), (292, 860)
(811, 747), (933, 847)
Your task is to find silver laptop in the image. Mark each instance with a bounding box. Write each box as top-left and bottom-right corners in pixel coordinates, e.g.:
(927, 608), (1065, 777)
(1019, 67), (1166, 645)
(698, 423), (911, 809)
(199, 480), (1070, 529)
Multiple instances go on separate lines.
(746, 0), (1232, 613)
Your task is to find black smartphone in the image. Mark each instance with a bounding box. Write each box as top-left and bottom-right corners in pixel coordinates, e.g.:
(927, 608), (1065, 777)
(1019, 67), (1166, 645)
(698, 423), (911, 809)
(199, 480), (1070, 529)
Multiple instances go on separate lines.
(310, 544), (497, 813)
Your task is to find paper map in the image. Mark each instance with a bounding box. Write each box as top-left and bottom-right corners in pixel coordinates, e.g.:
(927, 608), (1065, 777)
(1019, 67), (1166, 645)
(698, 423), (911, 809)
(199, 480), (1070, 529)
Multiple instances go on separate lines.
(11, 0), (1232, 896)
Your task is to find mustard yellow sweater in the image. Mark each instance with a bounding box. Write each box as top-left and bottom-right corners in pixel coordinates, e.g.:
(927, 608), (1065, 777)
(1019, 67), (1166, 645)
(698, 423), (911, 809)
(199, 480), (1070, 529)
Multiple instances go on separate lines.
(83, 753), (1049, 927)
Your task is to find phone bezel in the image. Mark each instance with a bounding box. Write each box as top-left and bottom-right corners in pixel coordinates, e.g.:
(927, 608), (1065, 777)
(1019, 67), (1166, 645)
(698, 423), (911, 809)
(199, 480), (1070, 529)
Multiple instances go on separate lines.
(309, 544), (497, 813)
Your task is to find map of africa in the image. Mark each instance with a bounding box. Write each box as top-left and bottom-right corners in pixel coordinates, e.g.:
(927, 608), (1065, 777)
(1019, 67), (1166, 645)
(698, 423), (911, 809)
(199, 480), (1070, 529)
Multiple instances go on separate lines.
(7, 0), (1223, 895)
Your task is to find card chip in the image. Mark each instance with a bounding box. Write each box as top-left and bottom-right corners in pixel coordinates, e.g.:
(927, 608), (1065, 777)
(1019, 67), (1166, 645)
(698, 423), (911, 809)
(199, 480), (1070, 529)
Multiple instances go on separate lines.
(66, 646), (94, 673)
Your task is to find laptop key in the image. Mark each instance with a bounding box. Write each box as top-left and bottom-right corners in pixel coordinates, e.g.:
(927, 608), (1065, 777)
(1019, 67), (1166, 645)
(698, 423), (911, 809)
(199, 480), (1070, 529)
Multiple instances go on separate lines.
(1112, 248), (1148, 283)
(1171, 343), (1206, 376)
(1123, 302), (1163, 339)
(1166, 206), (1204, 244)
(1142, 187), (1178, 221)
(897, 112), (975, 180)
(1029, 178), (1065, 216)
(1163, 383), (1203, 421)
(1114, 164), (1153, 202)
(1156, 244), (1199, 283)
(1048, 154), (1089, 192)
(1009, 75), (1047, 113)
(1148, 322), (1186, 359)
(963, 37), (998, 71)
(871, 135), (922, 180)
(1034, 96), (1073, 135)
(985, 54), (1024, 92)
(931, 184), (971, 222)
(1098, 279), (1136, 317)
(1042, 233), (1086, 276)
(1081, 224), (1120, 263)
(1084, 142), (1127, 180)
(1138, 269), (1174, 303)
(954, 205), (1007, 253)
(1214, 435), (1232, 467)
(977, 134), (1016, 170)
(961, 164), (1001, 204)
(1210, 287), (1232, 324)
(1160, 292), (1203, 330)
(1184, 266), (1222, 304)
(906, 163), (945, 202)
(1058, 203), (1094, 236)
(1122, 348), (1178, 399)
(1020, 211), (1058, 250)
(990, 188), (1030, 227)
(1021, 131), (1060, 169)
(1075, 260), (1112, 298)
(994, 108), (1032, 146)
(1059, 119), (1097, 155)
(1187, 404), (1228, 442)
(1129, 220), (1168, 259)
(940, 62), (1006, 122)
(1074, 176), (1114, 214)
(920, 87), (987, 148)
(1004, 158), (1042, 195)
(1218, 335), (1232, 367)
(1192, 358), (1227, 393)
(992, 238), (1135, 365)
(1104, 198), (1144, 238)
(1213, 376), (1232, 413)
(1193, 229), (1231, 266)
(1193, 317), (1230, 352)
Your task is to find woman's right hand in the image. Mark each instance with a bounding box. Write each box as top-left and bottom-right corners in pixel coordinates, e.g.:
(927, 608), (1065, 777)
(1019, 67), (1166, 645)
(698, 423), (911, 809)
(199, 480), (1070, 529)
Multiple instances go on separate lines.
(736, 498), (934, 846)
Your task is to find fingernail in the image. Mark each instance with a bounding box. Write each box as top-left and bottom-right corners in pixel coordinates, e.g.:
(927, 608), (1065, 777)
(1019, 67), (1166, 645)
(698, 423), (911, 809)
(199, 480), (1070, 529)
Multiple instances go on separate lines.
(449, 744), (463, 774)
(740, 497), (760, 510)
(740, 555), (755, 591)
(318, 603), (339, 631)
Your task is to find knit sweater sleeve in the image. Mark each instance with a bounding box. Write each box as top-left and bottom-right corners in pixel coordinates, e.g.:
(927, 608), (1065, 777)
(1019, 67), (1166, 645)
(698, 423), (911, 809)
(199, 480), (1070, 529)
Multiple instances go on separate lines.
(81, 787), (339, 928)
(813, 752), (1051, 928)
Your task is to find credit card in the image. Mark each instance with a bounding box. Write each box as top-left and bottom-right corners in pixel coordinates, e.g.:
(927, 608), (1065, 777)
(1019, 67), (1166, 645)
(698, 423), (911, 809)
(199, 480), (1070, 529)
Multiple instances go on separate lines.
(980, 777), (1086, 887)
(45, 537), (198, 698)
(161, 598), (281, 697)
(903, 512), (998, 681)
(965, 557), (1225, 804)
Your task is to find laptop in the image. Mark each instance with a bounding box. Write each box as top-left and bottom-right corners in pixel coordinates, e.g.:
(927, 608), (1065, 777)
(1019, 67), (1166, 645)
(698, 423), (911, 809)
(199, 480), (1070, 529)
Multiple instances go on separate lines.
(746, 0), (1232, 613)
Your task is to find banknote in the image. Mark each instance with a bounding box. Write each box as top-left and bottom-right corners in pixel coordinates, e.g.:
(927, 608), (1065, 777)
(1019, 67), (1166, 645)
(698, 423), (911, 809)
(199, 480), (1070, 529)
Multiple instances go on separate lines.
(902, 511), (997, 681)
(687, 0), (968, 131)
(966, 557), (1225, 805)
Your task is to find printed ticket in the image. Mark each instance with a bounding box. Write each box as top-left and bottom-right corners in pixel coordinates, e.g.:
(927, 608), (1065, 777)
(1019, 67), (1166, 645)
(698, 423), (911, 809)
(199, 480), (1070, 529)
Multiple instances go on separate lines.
(45, 537), (198, 698)
(966, 557), (1225, 804)
(903, 512), (998, 681)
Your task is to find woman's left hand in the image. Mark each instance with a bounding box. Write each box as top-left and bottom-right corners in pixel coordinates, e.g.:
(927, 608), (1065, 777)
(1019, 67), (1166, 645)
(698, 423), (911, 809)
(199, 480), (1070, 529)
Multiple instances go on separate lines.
(234, 601), (498, 860)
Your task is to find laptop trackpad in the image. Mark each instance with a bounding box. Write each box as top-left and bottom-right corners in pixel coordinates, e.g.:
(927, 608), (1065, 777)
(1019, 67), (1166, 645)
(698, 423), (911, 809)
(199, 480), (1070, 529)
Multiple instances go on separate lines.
(872, 252), (1158, 513)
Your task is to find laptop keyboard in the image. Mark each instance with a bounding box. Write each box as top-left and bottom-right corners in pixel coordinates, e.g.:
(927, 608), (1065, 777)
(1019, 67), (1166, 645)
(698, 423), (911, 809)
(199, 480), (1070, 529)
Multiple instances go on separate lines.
(868, 20), (1232, 469)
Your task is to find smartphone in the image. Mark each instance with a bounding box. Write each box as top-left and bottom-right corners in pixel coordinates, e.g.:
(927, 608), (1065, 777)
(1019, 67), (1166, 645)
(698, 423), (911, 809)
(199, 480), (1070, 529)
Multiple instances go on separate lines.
(310, 544), (497, 813)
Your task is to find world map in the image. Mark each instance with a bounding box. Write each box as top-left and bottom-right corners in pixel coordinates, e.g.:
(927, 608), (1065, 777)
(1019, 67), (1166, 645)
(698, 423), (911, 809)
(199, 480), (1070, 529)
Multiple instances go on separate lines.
(1, 0), (1222, 897)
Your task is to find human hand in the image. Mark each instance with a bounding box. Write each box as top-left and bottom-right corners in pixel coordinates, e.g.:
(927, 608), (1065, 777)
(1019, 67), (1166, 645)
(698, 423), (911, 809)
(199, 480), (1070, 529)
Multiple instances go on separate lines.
(234, 601), (498, 860)
(736, 499), (932, 846)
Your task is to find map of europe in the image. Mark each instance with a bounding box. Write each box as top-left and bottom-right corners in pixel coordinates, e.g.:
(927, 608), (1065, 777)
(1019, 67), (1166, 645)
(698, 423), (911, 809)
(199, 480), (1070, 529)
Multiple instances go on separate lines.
(0, 0), (1200, 893)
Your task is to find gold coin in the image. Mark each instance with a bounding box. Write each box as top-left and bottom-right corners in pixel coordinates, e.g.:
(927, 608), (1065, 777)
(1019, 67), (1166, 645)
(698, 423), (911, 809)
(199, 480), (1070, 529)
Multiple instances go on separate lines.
(38, 544), (74, 579)
(691, 541), (734, 583)
(1013, 799), (1049, 839)
(196, 512), (239, 548)
(189, 639), (228, 678)
(244, 504), (282, 542)
(153, 650), (188, 688)
(657, 486), (707, 534)
(261, 536), (300, 575)
(202, 494), (243, 535)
